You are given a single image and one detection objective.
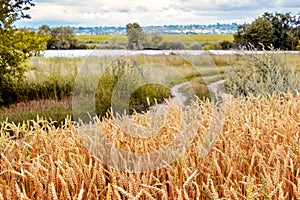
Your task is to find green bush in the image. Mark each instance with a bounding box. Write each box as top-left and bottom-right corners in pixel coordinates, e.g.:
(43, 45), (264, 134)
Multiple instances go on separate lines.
(219, 40), (233, 50)
(225, 48), (300, 97)
(130, 83), (170, 112)
(95, 59), (171, 117)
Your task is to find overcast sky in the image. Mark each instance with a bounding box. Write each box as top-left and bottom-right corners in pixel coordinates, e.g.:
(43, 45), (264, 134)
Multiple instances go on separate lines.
(15, 0), (300, 27)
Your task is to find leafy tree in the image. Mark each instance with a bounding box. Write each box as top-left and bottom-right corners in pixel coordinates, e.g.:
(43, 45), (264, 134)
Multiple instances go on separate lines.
(158, 42), (171, 50)
(0, 0), (49, 105)
(233, 24), (249, 45)
(245, 17), (275, 49)
(262, 12), (298, 50)
(38, 24), (51, 35)
(126, 23), (144, 50)
(234, 12), (300, 50)
(234, 18), (274, 49)
(47, 27), (78, 49)
(0, 0), (33, 29)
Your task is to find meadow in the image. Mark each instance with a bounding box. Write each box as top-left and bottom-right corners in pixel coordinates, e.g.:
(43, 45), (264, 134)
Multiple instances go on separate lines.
(76, 34), (233, 44)
(0, 51), (299, 199)
(76, 34), (234, 50)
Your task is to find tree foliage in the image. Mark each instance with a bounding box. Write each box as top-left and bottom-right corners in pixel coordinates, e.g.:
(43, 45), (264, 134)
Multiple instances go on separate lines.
(245, 17), (274, 48)
(39, 25), (87, 49)
(126, 23), (145, 50)
(49, 27), (77, 49)
(0, 0), (49, 105)
(263, 12), (299, 50)
(0, 0), (34, 28)
(234, 12), (300, 50)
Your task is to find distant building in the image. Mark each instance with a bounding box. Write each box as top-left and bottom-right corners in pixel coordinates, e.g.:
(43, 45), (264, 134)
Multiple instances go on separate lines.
(71, 23), (238, 35)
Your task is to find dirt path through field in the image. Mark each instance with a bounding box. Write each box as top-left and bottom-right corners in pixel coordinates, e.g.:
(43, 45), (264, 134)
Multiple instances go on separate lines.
(207, 79), (227, 98)
(150, 79), (227, 110)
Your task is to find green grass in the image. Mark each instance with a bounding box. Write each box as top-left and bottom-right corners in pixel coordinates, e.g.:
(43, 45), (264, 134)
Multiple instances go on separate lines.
(76, 34), (128, 49)
(75, 34), (234, 49)
(164, 34), (233, 44)
(76, 34), (233, 44)
(77, 34), (113, 42)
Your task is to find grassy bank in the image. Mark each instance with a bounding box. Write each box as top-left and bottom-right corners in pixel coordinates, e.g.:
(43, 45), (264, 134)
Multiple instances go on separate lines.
(0, 93), (299, 199)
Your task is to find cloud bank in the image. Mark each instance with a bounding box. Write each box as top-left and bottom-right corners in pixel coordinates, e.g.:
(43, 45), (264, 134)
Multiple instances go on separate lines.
(16, 0), (300, 27)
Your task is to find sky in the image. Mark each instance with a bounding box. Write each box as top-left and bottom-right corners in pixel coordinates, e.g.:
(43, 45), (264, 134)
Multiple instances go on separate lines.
(15, 0), (300, 28)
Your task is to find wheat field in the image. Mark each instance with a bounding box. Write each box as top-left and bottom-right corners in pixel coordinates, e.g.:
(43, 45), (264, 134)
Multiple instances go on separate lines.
(0, 92), (299, 199)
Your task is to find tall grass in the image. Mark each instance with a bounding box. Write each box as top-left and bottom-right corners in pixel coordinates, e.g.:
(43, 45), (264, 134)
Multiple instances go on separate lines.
(94, 58), (171, 116)
(0, 92), (299, 199)
(225, 49), (300, 97)
(0, 98), (72, 127)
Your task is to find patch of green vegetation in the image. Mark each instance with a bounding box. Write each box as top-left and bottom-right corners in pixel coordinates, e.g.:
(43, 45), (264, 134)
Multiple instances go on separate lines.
(95, 58), (173, 117)
(0, 99), (72, 127)
(76, 34), (128, 49)
(189, 34), (234, 44)
(225, 49), (300, 97)
(75, 34), (233, 50)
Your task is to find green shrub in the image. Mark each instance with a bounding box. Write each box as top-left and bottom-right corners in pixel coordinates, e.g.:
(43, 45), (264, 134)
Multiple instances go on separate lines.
(130, 83), (170, 112)
(225, 48), (300, 97)
(219, 40), (233, 50)
(95, 59), (171, 117)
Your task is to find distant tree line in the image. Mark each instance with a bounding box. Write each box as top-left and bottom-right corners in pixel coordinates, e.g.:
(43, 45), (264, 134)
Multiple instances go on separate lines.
(37, 12), (300, 51)
(126, 13), (300, 51)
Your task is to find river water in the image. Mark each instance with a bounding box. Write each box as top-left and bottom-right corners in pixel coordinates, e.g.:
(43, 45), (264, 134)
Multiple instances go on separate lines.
(41, 49), (300, 58)
(41, 49), (220, 58)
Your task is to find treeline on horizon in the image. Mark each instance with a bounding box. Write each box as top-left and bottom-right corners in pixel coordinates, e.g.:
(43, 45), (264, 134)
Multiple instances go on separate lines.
(35, 12), (300, 51)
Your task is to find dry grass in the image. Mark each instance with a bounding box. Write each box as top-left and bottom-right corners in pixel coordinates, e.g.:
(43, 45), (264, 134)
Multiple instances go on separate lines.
(0, 98), (72, 125)
(0, 92), (299, 199)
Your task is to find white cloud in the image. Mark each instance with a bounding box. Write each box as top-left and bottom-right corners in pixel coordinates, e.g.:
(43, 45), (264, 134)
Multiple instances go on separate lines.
(16, 0), (300, 27)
